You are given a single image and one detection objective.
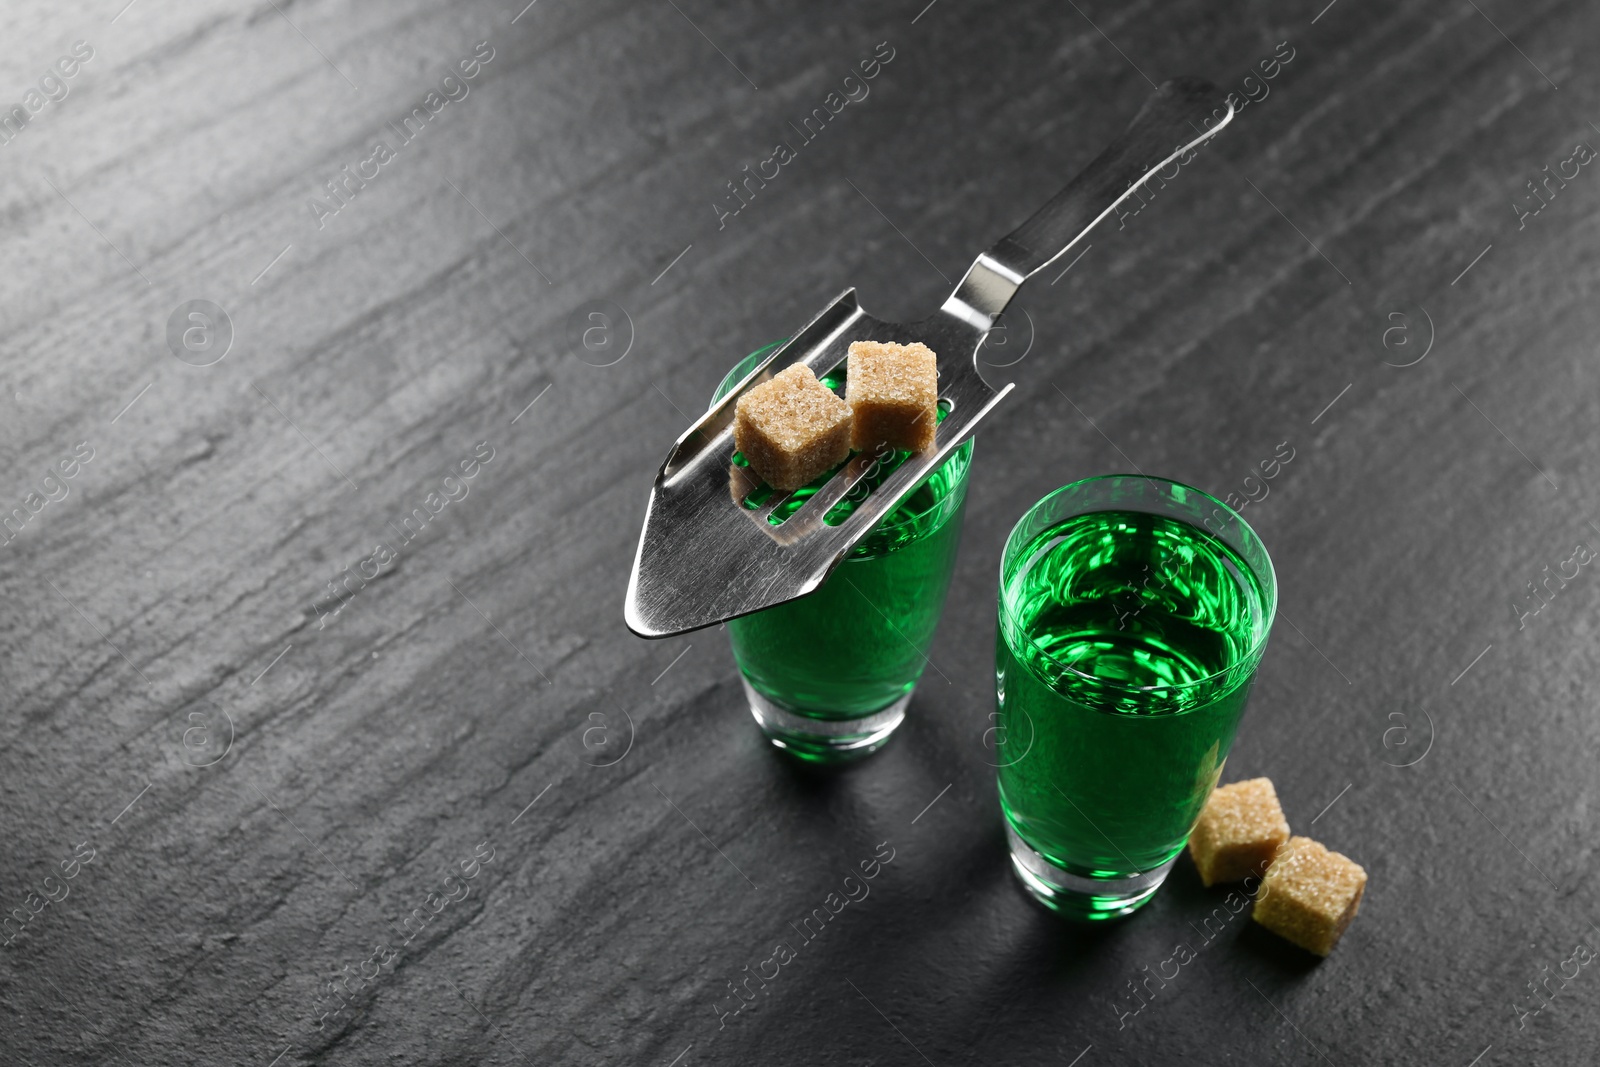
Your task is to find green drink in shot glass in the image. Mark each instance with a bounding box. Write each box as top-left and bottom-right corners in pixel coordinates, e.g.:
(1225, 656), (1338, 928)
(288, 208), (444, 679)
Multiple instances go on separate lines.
(994, 475), (1276, 919)
(711, 343), (973, 763)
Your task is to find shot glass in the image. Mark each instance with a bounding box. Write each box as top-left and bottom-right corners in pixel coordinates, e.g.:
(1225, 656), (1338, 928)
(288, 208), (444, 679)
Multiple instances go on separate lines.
(993, 475), (1277, 919)
(711, 343), (973, 762)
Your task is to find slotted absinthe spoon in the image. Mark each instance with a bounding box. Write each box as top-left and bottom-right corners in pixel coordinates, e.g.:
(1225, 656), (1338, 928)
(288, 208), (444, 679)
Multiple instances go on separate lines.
(625, 77), (1235, 638)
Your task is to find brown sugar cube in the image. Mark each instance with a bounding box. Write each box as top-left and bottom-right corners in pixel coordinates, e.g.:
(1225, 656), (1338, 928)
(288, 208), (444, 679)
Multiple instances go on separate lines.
(1187, 777), (1290, 887)
(845, 340), (939, 453)
(1252, 836), (1367, 956)
(733, 364), (852, 491)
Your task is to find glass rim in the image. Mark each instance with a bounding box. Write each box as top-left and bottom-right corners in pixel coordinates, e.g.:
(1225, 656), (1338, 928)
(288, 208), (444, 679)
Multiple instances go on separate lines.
(998, 473), (1278, 697)
(713, 341), (973, 535)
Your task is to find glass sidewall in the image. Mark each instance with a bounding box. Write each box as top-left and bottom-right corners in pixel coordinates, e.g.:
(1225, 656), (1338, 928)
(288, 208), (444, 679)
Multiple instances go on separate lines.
(715, 344), (972, 722)
(993, 474), (1278, 915)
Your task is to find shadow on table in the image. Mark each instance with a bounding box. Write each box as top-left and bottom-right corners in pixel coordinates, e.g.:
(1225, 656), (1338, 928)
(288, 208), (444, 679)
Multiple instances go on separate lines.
(1230, 921), (1324, 975)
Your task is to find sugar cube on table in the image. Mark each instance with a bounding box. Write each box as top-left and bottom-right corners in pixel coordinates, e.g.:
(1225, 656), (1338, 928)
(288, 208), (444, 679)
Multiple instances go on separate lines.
(1252, 835), (1367, 956)
(1187, 777), (1291, 887)
(733, 364), (853, 492)
(845, 340), (939, 453)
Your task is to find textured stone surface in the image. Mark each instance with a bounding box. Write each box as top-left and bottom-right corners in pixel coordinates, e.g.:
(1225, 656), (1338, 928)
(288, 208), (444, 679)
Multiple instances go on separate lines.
(0, 0), (1597, 1064)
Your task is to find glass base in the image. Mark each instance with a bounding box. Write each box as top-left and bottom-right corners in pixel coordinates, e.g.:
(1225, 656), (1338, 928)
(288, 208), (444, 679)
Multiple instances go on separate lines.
(742, 678), (909, 764)
(1005, 823), (1177, 920)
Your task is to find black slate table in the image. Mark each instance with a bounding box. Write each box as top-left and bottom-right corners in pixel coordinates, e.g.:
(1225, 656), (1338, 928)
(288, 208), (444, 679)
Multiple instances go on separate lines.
(3, 1), (1597, 1064)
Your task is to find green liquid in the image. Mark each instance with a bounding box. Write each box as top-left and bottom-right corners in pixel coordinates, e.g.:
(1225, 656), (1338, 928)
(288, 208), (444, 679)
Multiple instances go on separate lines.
(996, 509), (1267, 877)
(728, 446), (968, 718)
(716, 350), (972, 731)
